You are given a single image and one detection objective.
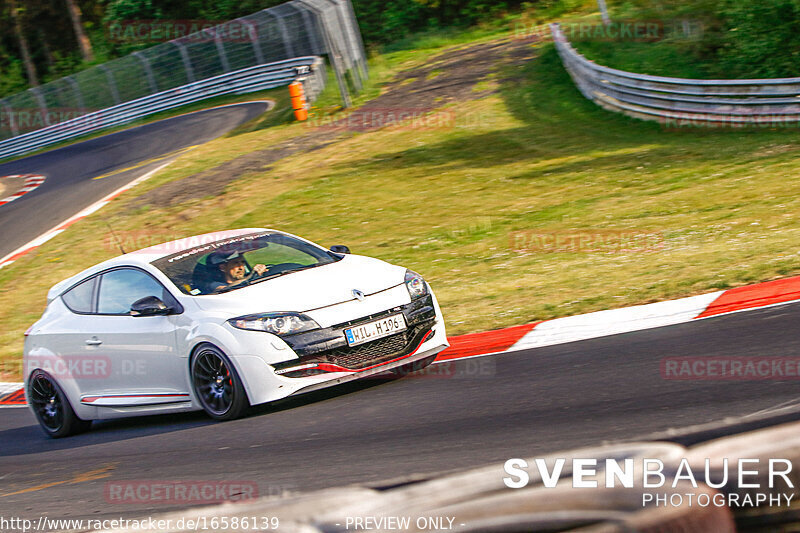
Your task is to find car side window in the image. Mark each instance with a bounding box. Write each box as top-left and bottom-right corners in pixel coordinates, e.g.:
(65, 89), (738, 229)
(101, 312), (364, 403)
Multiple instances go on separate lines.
(97, 268), (170, 315)
(62, 277), (97, 313)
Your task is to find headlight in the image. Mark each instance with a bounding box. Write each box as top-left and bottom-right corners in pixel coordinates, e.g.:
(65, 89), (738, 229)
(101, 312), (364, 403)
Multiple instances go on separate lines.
(405, 269), (429, 300)
(228, 312), (320, 336)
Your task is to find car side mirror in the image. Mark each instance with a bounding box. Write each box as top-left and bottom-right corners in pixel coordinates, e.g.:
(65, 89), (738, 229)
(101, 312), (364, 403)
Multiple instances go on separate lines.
(330, 245), (350, 254)
(130, 296), (171, 317)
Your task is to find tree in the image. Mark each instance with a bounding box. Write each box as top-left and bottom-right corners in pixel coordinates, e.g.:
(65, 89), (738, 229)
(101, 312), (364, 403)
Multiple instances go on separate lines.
(7, 0), (37, 86)
(64, 0), (94, 62)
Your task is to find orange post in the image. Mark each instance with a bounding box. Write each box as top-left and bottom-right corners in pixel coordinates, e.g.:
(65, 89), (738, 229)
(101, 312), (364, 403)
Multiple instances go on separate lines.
(289, 81), (308, 121)
(288, 82), (304, 98)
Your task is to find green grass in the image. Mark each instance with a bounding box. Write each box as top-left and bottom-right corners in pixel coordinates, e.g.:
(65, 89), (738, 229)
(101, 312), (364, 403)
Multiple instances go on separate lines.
(572, 38), (713, 78)
(561, 13), (718, 79)
(4, 17), (800, 379)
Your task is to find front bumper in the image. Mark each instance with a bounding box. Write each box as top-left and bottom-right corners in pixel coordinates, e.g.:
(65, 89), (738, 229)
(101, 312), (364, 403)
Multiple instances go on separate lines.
(273, 295), (437, 377)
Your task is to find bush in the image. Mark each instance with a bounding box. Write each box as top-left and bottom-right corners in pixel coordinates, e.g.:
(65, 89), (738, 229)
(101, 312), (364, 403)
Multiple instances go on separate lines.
(594, 0), (800, 79)
(353, 0), (531, 45)
(716, 0), (800, 78)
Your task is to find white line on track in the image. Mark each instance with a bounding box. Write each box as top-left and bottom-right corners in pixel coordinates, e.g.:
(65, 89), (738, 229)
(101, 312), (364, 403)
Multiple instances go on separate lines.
(0, 159), (176, 269)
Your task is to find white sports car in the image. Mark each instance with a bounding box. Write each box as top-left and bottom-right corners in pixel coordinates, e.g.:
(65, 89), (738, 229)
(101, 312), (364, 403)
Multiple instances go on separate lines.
(23, 229), (449, 437)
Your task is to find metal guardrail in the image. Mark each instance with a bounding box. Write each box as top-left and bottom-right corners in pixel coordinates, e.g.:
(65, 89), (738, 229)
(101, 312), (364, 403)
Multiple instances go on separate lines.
(0, 56), (325, 161)
(551, 23), (800, 126)
(0, 0), (365, 143)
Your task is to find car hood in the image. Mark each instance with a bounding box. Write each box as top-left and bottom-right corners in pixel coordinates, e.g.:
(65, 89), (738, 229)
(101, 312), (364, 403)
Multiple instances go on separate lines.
(191, 254), (407, 315)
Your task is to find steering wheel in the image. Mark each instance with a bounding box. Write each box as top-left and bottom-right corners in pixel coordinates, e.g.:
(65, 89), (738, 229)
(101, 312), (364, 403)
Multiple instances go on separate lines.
(241, 263), (281, 281)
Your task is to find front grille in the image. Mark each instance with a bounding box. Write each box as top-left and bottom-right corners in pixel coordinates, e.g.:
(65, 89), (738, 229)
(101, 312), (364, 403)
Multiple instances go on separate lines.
(327, 331), (410, 369)
(274, 296), (437, 378)
(277, 322), (432, 377)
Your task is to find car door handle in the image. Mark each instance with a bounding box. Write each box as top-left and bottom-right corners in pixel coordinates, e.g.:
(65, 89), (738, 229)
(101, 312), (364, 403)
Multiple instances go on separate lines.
(85, 338), (103, 346)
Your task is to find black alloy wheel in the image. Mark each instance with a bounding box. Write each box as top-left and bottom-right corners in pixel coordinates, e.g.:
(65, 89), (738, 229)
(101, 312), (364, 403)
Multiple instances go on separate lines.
(191, 344), (249, 420)
(28, 370), (91, 438)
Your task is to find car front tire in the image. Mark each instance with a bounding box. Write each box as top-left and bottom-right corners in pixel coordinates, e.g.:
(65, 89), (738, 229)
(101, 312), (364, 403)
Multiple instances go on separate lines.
(191, 344), (249, 421)
(28, 370), (91, 438)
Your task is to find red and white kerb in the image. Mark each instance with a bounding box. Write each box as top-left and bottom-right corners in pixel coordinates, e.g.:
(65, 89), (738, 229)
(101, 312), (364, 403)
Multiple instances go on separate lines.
(0, 174), (46, 207)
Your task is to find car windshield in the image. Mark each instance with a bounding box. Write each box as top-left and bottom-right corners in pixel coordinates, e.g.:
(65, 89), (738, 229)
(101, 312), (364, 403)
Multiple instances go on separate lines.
(151, 231), (340, 295)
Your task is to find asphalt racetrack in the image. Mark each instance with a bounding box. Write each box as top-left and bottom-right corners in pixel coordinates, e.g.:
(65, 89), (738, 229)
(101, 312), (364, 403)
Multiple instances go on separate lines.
(2, 301), (800, 522)
(0, 101), (270, 260)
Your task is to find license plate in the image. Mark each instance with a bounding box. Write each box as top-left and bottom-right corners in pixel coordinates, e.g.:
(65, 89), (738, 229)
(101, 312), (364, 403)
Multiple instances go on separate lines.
(344, 314), (407, 347)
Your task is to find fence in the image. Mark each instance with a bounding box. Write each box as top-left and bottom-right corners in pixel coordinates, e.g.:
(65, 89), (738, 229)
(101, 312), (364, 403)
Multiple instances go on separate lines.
(551, 23), (800, 127)
(0, 57), (325, 161)
(0, 0), (366, 144)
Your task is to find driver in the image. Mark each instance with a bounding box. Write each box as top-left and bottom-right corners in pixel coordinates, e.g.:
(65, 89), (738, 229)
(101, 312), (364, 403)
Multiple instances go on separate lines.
(205, 251), (268, 293)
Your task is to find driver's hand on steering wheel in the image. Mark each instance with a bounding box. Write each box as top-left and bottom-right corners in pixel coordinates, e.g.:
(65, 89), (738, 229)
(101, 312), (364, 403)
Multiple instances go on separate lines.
(252, 264), (268, 276)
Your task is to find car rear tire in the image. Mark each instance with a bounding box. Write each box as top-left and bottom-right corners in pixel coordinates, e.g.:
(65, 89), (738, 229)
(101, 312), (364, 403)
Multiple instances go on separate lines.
(28, 370), (91, 438)
(390, 354), (438, 377)
(191, 344), (249, 421)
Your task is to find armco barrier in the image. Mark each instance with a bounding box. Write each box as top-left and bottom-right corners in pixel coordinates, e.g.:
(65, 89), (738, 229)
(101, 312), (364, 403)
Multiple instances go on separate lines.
(0, 57), (325, 161)
(551, 23), (800, 126)
(0, 0), (365, 143)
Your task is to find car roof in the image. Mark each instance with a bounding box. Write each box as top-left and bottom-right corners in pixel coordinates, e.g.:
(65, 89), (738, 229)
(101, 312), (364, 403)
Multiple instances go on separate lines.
(47, 228), (271, 303)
